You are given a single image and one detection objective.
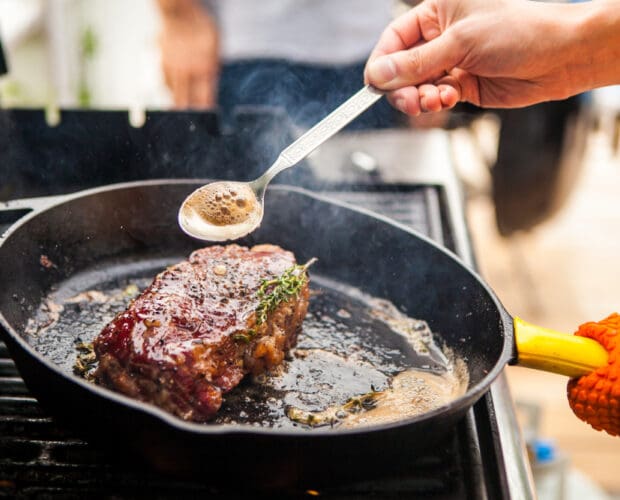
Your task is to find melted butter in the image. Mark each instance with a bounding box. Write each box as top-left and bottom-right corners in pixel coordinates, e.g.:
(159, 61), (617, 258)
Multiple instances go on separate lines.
(286, 358), (469, 429)
(179, 181), (262, 241)
(342, 360), (468, 428)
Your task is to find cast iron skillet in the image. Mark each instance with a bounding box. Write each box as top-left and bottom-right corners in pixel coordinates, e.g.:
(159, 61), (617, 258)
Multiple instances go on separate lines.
(0, 180), (595, 488)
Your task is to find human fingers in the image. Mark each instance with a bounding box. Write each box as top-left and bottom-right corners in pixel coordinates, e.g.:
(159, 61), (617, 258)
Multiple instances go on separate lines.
(419, 82), (461, 113)
(387, 86), (422, 116)
(419, 84), (443, 113)
(366, 7), (426, 66)
(433, 73), (463, 109)
(438, 84), (460, 109)
(367, 33), (461, 91)
(387, 80), (460, 117)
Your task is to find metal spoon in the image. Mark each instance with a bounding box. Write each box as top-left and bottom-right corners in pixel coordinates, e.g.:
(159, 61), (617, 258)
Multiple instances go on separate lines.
(178, 85), (384, 241)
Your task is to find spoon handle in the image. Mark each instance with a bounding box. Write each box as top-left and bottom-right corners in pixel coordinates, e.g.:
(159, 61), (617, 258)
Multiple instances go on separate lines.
(263, 85), (384, 182)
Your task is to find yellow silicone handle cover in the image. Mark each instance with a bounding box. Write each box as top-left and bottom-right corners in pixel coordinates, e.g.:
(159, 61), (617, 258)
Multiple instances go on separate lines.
(514, 317), (609, 378)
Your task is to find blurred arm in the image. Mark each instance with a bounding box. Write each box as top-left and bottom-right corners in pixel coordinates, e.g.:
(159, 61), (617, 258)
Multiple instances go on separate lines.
(156, 0), (219, 108)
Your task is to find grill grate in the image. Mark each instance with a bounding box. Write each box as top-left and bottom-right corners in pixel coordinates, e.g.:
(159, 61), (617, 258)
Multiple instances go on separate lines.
(0, 341), (471, 497)
(0, 348), (471, 498)
(0, 186), (492, 499)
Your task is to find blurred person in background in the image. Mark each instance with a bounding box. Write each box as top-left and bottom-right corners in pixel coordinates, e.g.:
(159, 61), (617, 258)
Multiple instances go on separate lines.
(156, 0), (408, 128)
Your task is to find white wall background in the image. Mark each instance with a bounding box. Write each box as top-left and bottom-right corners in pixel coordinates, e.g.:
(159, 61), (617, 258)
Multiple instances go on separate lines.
(76, 0), (171, 109)
(0, 0), (172, 109)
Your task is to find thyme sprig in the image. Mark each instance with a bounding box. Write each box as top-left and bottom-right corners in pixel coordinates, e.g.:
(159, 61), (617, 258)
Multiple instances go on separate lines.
(287, 390), (381, 427)
(73, 342), (96, 382)
(234, 258), (317, 343)
(254, 257), (317, 325)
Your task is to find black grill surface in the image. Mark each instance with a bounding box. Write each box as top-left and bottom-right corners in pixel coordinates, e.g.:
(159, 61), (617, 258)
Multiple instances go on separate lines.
(0, 109), (512, 498)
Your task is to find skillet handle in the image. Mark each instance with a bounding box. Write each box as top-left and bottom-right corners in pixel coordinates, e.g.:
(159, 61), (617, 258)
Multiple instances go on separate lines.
(514, 317), (609, 378)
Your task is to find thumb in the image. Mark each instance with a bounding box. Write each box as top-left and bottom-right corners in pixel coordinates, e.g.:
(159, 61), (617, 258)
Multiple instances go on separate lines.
(366, 34), (460, 90)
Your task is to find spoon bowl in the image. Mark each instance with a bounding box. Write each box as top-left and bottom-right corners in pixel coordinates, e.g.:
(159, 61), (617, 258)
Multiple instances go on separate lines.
(178, 85), (383, 241)
(178, 181), (263, 241)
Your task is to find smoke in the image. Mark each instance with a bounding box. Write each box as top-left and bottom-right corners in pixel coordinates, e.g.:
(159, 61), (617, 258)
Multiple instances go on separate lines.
(0, 58), (403, 200)
(218, 59), (399, 130)
(214, 59), (403, 189)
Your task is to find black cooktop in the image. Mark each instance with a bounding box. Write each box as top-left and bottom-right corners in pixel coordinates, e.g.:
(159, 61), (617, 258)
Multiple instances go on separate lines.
(0, 109), (526, 499)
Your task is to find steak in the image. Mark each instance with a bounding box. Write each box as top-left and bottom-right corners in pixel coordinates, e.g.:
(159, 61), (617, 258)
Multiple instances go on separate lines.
(93, 244), (310, 422)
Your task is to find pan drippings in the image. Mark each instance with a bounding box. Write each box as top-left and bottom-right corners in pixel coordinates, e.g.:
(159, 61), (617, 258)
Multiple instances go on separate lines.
(24, 262), (468, 430)
(181, 182), (258, 226)
(178, 181), (263, 241)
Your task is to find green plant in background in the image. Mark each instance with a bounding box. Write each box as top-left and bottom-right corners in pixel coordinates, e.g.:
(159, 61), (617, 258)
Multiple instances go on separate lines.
(0, 79), (27, 106)
(78, 26), (98, 108)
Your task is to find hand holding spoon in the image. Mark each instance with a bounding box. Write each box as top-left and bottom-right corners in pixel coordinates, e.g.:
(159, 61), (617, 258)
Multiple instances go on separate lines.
(178, 85), (384, 241)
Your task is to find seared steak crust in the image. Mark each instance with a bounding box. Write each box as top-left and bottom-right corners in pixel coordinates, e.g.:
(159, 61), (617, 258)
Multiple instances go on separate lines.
(93, 244), (309, 422)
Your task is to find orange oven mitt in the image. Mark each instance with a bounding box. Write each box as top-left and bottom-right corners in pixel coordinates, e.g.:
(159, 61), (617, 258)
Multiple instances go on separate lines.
(567, 313), (620, 436)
